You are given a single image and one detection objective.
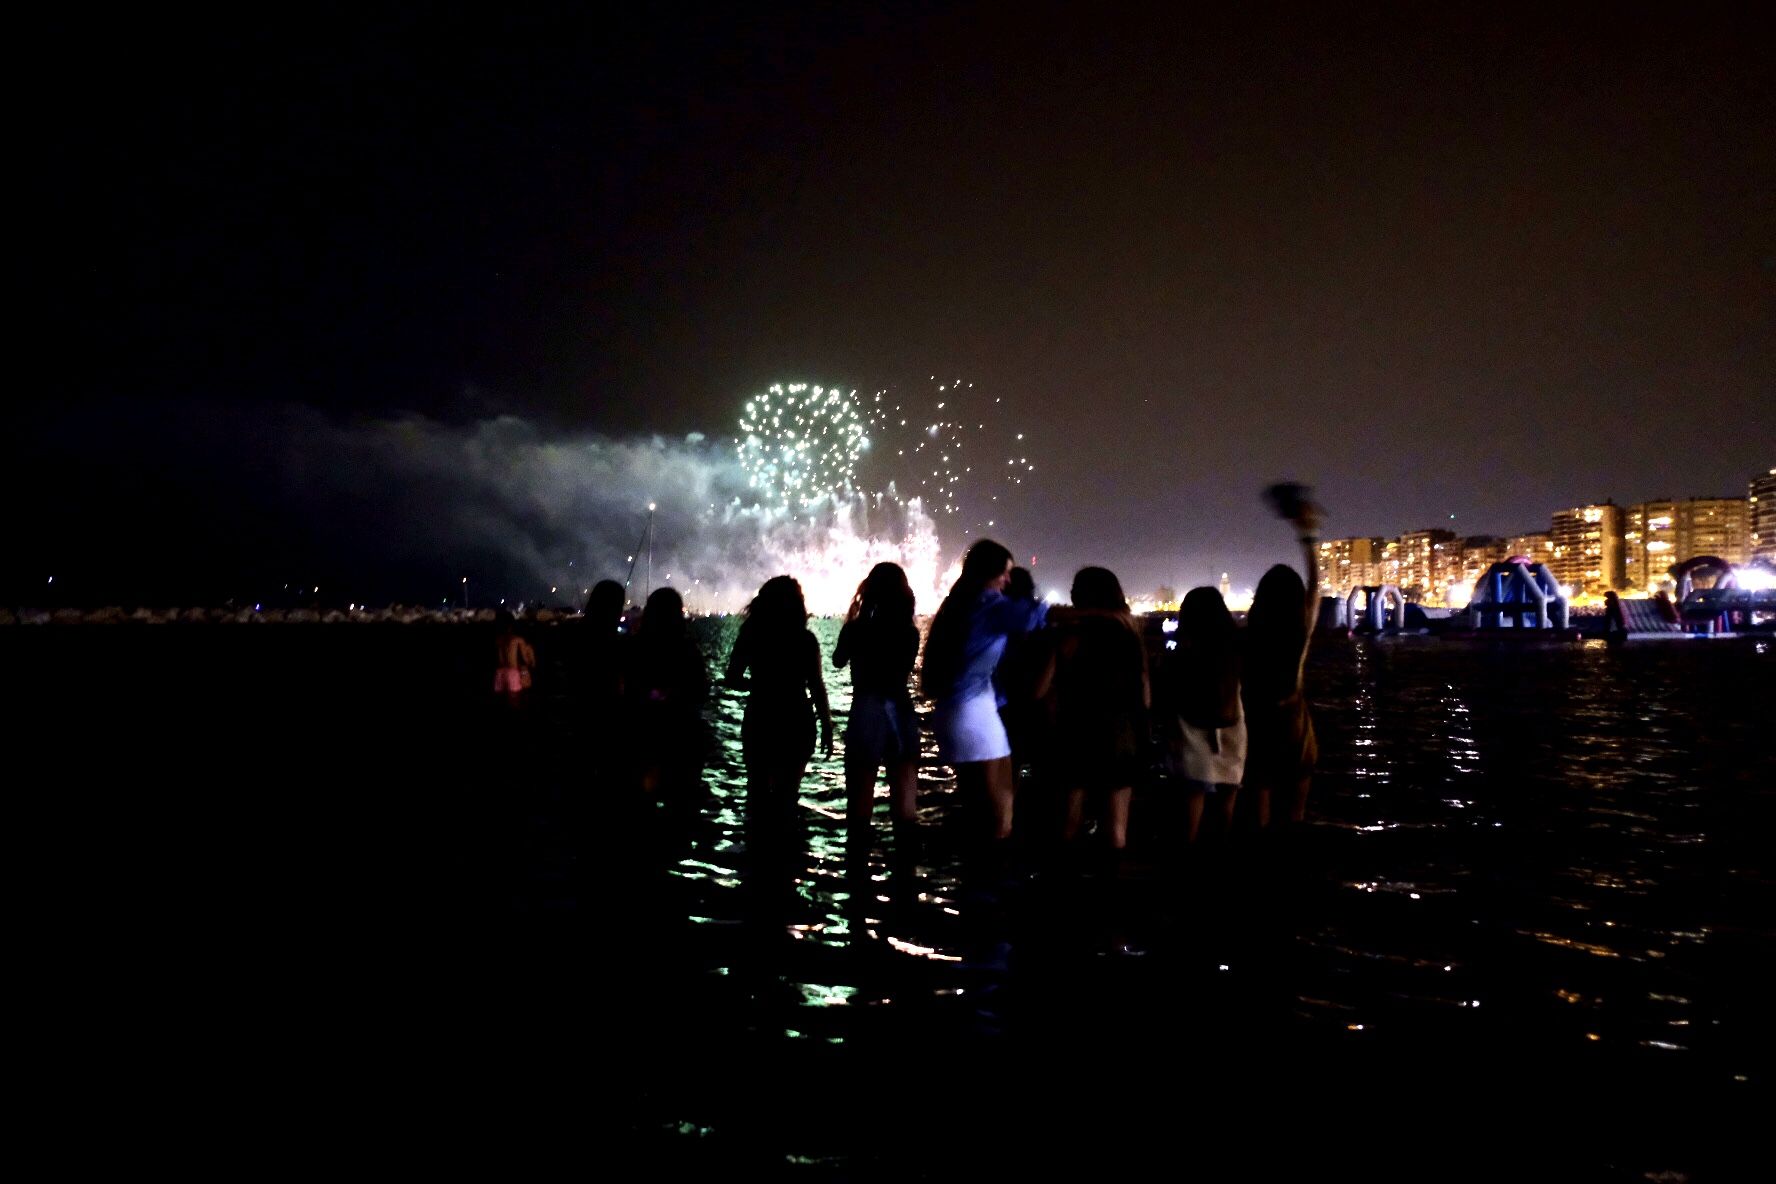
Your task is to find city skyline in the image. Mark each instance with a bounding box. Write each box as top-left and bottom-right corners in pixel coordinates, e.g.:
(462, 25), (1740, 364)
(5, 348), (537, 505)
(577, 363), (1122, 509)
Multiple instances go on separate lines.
(1311, 466), (1770, 606)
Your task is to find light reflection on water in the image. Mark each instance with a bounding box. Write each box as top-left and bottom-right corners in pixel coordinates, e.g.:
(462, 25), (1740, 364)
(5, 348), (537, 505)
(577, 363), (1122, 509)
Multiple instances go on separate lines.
(647, 619), (1772, 1080)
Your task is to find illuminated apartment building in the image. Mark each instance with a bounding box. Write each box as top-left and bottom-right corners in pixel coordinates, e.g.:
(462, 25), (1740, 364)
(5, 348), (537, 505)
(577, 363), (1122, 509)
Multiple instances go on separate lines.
(1623, 501), (1677, 593)
(1458, 536), (1510, 583)
(1625, 497), (1750, 592)
(1753, 468), (1776, 562)
(1315, 536), (1387, 596)
(1379, 538), (1402, 589)
(1435, 536), (1510, 608)
(1549, 503), (1624, 598)
(1506, 531), (1553, 566)
(1677, 497), (1748, 567)
(1396, 528), (1457, 603)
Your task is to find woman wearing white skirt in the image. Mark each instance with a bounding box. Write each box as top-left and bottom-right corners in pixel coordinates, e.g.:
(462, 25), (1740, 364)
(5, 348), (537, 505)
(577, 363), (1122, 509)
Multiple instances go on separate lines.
(1167, 586), (1247, 844)
(922, 540), (1048, 842)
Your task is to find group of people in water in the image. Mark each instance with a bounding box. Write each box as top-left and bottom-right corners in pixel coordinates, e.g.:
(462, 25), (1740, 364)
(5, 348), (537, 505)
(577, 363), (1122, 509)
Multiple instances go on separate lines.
(501, 495), (1324, 857)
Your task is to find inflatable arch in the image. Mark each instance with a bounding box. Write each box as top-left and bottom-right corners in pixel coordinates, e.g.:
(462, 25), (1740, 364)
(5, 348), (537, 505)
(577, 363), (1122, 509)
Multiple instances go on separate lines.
(1345, 584), (1407, 633)
(1669, 555), (1735, 600)
(1465, 558), (1569, 630)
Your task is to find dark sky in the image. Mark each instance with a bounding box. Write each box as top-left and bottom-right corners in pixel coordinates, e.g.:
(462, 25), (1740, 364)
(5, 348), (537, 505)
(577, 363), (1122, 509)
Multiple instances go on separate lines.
(13, 3), (1774, 603)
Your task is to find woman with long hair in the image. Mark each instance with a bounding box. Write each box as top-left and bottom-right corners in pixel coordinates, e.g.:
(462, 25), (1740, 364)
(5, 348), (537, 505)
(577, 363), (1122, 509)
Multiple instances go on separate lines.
(726, 575), (833, 804)
(626, 587), (709, 798)
(922, 539), (1047, 843)
(1038, 567), (1149, 852)
(1167, 586), (1245, 843)
(833, 562), (920, 840)
(1242, 500), (1322, 828)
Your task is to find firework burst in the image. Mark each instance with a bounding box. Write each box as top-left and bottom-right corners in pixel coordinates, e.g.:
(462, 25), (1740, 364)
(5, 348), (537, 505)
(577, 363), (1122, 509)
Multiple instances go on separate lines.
(734, 377), (1035, 530)
(735, 382), (872, 509)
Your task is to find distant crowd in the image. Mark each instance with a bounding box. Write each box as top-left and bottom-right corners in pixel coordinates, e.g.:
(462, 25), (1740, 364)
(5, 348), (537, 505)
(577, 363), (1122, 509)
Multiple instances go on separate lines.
(492, 492), (1325, 856)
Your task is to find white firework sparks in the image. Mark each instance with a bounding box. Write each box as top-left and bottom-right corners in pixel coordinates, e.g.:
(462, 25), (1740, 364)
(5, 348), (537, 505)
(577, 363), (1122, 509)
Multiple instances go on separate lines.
(724, 376), (1039, 608)
(735, 383), (871, 509)
(860, 376), (1037, 539)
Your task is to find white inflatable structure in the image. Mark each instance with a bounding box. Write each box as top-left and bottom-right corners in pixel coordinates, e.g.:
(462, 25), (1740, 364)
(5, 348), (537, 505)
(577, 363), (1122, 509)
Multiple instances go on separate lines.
(1465, 559), (1569, 630)
(1343, 584), (1408, 633)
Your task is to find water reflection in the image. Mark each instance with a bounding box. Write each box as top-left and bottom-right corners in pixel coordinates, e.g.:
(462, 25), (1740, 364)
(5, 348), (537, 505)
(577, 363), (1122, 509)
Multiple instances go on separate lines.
(606, 619), (1773, 1162)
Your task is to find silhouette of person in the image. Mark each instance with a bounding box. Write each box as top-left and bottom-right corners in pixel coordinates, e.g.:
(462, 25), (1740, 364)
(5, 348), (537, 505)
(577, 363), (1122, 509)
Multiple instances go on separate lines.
(1037, 567), (1148, 851)
(1243, 498), (1322, 828)
(923, 540), (1047, 844)
(626, 588), (709, 800)
(726, 576), (833, 808)
(1168, 586), (1245, 843)
(834, 562), (921, 844)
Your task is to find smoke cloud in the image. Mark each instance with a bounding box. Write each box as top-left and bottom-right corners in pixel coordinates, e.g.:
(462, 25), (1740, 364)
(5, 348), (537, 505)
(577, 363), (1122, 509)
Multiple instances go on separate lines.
(286, 410), (949, 612)
(11, 402), (956, 612)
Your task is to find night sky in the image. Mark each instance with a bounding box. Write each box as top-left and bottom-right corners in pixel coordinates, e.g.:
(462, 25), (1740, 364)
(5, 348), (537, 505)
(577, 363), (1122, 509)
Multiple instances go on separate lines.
(12, 4), (1773, 605)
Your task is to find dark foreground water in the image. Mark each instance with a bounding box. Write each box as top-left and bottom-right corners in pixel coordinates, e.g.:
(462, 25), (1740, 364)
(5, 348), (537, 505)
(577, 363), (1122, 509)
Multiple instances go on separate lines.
(7, 623), (1772, 1178)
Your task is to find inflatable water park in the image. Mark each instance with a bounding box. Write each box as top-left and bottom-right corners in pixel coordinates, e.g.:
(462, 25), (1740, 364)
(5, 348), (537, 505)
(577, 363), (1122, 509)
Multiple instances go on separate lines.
(1311, 555), (1774, 644)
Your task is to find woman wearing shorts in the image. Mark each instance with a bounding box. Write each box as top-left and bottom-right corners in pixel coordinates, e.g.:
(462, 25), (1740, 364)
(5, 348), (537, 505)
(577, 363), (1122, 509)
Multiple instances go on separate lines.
(833, 562), (921, 843)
